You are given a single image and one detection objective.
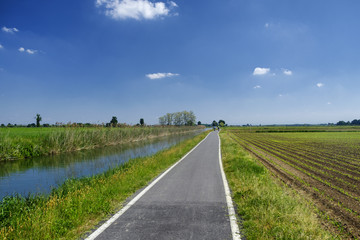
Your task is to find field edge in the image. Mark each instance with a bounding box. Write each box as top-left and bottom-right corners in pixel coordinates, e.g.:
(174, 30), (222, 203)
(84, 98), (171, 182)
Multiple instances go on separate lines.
(220, 130), (338, 240)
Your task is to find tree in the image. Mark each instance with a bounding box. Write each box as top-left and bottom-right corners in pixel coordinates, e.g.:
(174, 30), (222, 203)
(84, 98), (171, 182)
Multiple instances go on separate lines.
(197, 121), (202, 125)
(173, 112), (183, 126)
(165, 113), (173, 125)
(188, 111), (196, 126)
(212, 120), (218, 126)
(186, 120), (194, 126)
(181, 111), (189, 125)
(140, 118), (144, 126)
(351, 119), (360, 125)
(337, 120), (349, 126)
(159, 110), (197, 126)
(159, 116), (166, 125)
(35, 114), (42, 127)
(219, 120), (225, 127)
(110, 116), (118, 127)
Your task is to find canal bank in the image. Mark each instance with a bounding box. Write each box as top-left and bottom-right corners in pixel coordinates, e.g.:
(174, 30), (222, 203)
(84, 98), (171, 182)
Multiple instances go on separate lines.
(0, 129), (204, 200)
(0, 131), (209, 239)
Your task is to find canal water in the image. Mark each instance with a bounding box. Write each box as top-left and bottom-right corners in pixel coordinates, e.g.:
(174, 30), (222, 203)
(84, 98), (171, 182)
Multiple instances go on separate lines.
(0, 131), (203, 200)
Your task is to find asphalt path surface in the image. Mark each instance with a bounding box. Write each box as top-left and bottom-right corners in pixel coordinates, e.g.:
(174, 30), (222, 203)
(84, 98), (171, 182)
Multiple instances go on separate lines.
(92, 131), (234, 240)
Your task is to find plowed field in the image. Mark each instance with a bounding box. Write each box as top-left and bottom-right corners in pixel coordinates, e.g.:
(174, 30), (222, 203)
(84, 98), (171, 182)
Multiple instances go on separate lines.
(229, 130), (360, 238)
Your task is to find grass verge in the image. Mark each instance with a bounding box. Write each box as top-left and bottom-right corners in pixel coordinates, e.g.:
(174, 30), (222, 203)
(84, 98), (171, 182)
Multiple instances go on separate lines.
(0, 131), (209, 239)
(220, 130), (337, 240)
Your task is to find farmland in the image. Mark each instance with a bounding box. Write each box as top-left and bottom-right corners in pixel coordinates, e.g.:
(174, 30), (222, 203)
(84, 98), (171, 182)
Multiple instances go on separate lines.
(226, 127), (360, 239)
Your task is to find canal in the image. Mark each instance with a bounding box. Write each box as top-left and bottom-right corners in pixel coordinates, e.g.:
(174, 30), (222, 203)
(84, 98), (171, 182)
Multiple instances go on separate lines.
(0, 131), (203, 200)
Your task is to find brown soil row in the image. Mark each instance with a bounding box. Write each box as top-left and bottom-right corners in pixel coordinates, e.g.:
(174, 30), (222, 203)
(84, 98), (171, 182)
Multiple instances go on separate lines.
(243, 134), (360, 170)
(247, 133), (360, 167)
(246, 136), (360, 177)
(230, 134), (360, 239)
(304, 143), (360, 161)
(243, 138), (360, 199)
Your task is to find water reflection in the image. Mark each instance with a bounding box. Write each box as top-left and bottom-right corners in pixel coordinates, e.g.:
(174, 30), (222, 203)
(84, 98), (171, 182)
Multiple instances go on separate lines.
(0, 131), (202, 200)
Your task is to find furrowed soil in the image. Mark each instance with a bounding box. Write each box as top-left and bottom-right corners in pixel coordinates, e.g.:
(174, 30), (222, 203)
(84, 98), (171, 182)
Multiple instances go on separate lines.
(228, 130), (360, 239)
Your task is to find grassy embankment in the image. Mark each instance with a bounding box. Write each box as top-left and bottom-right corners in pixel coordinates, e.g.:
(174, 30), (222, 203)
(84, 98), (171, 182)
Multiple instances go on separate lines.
(0, 126), (203, 161)
(220, 130), (337, 240)
(0, 131), (209, 239)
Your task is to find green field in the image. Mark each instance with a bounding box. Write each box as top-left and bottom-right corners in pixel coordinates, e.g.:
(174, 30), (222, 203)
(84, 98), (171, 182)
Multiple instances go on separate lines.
(221, 126), (360, 239)
(228, 125), (360, 132)
(0, 126), (203, 160)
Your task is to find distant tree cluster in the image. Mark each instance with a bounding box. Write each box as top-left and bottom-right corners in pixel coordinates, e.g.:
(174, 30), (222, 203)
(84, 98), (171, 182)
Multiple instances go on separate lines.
(1, 123), (19, 128)
(105, 116), (127, 127)
(218, 120), (226, 127)
(211, 120), (226, 127)
(1, 114), (49, 128)
(159, 111), (196, 126)
(336, 119), (360, 125)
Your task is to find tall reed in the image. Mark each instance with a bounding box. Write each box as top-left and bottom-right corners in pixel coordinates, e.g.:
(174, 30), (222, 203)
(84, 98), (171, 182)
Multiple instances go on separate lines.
(0, 126), (203, 160)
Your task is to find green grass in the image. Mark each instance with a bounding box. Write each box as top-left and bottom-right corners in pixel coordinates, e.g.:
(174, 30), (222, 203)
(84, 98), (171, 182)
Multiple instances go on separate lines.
(220, 130), (337, 240)
(0, 127), (55, 137)
(227, 125), (360, 133)
(0, 131), (209, 239)
(0, 126), (203, 160)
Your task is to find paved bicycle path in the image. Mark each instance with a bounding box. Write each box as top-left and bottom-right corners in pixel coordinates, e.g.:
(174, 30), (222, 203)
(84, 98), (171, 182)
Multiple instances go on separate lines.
(89, 131), (234, 240)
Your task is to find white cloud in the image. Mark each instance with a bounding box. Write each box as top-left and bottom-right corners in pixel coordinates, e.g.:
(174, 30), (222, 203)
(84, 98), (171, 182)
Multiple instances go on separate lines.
(317, 83), (324, 88)
(265, 23), (270, 28)
(169, 1), (177, 7)
(2, 26), (19, 33)
(327, 102), (331, 105)
(253, 85), (261, 89)
(96, 0), (178, 20)
(0, 44), (3, 49)
(282, 69), (292, 76)
(146, 72), (179, 79)
(19, 47), (38, 54)
(26, 49), (37, 54)
(253, 67), (270, 75)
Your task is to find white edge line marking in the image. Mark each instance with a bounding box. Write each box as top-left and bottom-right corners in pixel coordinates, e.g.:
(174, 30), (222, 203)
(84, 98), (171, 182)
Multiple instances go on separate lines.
(218, 132), (241, 240)
(85, 132), (212, 240)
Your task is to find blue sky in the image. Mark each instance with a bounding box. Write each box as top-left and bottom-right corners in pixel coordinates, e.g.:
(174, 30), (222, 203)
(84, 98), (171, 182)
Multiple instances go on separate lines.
(1, 0), (360, 125)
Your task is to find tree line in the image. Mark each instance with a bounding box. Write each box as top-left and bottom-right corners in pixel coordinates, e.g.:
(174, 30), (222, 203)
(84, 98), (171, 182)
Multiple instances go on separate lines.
(2, 112), (198, 128)
(1, 114), (146, 128)
(336, 119), (360, 126)
(158, 111), (196, 126)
